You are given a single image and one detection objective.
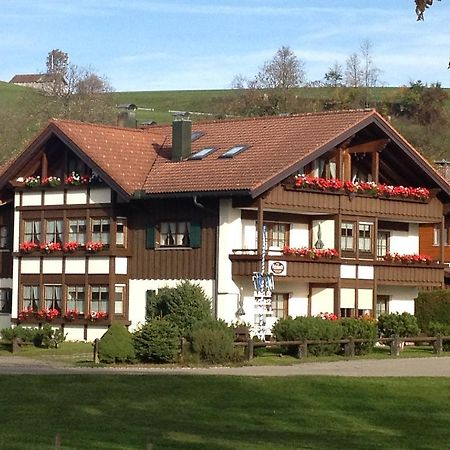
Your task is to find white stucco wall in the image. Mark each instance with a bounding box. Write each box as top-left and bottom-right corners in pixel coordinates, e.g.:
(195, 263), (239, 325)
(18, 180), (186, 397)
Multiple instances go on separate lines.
(310, 287), (334, 316)
(312, 219), (335, 249)
(389, 224), (419, 254)
(290, 223), (309, 247)
(377, 285), (418, 314)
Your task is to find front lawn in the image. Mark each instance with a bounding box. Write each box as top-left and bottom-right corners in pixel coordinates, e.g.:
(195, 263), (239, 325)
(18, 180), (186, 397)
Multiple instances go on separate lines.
(0, 375), (449, 449)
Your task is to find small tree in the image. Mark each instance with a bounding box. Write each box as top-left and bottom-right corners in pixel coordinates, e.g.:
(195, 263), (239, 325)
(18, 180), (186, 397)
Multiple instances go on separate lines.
(98, 324), (136, 363)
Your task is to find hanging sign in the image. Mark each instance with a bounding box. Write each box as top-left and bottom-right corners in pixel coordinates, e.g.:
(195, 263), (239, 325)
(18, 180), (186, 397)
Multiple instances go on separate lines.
(268, 260), (287, 276)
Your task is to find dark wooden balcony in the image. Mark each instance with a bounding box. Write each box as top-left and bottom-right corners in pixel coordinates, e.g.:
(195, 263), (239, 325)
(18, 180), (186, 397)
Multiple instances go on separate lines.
(374, 261), (444, 286)
(263, 185), (443, 222)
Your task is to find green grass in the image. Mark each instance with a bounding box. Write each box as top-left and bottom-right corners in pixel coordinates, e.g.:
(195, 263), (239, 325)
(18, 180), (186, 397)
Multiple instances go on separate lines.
(0, 374), (449, 449)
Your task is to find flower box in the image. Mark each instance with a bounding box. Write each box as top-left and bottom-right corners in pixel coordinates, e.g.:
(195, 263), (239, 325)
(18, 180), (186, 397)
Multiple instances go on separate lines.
(87, 311), (108, 321)
(19, 241), (39, 253)
(85, 241), (103, 253)
(24, 176), (41, 188)
(63, 242), (79, 253)
(41, 176), (62, 187)
(65, 172), (90, 186)
(383, 252), (433, 264)
(36, 308), (60, 321)
(283, 246), (339, 259)
(40, 242), (62, 254)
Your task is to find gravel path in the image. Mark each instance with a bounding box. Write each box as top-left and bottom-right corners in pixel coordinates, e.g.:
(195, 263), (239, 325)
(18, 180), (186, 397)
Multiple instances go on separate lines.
(1, 355), (450, 376)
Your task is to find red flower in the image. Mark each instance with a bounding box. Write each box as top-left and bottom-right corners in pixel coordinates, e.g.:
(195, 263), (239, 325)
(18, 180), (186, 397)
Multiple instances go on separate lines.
(40, 242), (62, 253)
(63, 242), (79, 252)
(20, 241), (38, 253)
(85, 241), (103, 252)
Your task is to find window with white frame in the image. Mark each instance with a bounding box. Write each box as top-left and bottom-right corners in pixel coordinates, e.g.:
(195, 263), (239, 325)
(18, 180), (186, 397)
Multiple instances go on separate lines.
(46, 219), (63, 244)
(265, 223), (289, 250)
(376, 295), (389, 318)
(341, 222), (355, 252)
(68, 219), (86, 244)
(271, 293), (288, 319)
(377, 231), (390, 258)
(114, 285), (125, 315)
(433, 224), (449, 246)
(92, 218), (110, 245)
(116, 218), (127, 247)
(0, 225), (8, 249)
(91, 286), (109, 312)
(44, 285), (62, 311)
(24, 220), (41, 244)
(23, 285), (39, 311)
(358, 222), (373, 253)
(67, 286), (85, 313)
(159, 222), (190, 247)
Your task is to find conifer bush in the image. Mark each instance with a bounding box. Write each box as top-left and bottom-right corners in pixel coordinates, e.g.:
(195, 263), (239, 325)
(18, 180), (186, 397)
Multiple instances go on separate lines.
(98, 324), (135, 363)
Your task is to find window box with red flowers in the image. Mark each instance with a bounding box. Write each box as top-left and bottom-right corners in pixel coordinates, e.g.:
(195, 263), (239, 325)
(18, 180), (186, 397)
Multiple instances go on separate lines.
(283, 246), (339, 259)
(19, 241), (39, 253)
(63, 242), (79, 253)
(294, 176), (430, 201)
(18, 307), (36, 322)
(85, 241), (103, 253)
(41, 176), (62, 187)
(317, 312), (338, 321)
(383, 253), (433, 264)
(64, 309), (82, 321)
(36, 308), (60, 321)
(87, 311), (108, 322)
(40, 242), (62, 254)
(65, 172), (90, 186)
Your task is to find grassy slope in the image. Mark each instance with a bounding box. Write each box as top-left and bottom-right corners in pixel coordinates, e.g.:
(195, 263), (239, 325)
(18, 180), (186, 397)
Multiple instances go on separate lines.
(0, 374), (449, 449)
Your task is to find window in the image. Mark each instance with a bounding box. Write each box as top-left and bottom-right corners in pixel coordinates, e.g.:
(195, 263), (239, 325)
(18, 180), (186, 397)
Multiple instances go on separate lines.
(358, 222), (373, 253)
(23, 285), (39, 311)
(147, 221), (201, 249)
(0, 225), (8, 249)
(114, 285), (125, 315)
(220, 145), (249, 158)
(24, 220), (41, 244)
(189, 147), (215, 160)
(376, 295), (389, 318)
(67, 286), (85, 313)
(160, 222), (190, 247)
(377, 231), (390, 258)
(46, 219), (63, 244)
(265, 223), (289, 250)
(116, 218), (127, 247)
(341, 222), (354, 252)
(68, 219), (86, 244)
(92, 218), (110, 245)
(340, 308), (354, 318)
(271, 293), (288, 319)
(44, 285), (62, 312)
(91, 286), (109, 312)
(0, 289), (11, 313)
(433, 224), (449, 246)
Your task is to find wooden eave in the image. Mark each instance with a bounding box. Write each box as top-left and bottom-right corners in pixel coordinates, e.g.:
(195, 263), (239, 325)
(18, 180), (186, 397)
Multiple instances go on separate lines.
(0, 122), (131, 202)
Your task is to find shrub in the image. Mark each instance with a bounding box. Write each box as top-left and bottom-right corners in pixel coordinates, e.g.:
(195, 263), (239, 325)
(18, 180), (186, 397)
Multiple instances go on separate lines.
(272, 316), (342, 356)
(340, 318), (377, 355)
(133, 319), (180, 363)
(378, 312), (420, 338)
(1, 326), (39, 343)
(34, 324), (66, 348)
(415, 290), (450, 333)
(98, 324), (136, 364)
(146, 281), (212, 337)
(190, 320), (235, 364)
(428, 321), (450, 351)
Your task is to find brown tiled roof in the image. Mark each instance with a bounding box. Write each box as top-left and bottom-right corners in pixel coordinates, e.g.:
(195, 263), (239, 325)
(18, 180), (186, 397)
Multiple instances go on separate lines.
(9, 74), (55, 84)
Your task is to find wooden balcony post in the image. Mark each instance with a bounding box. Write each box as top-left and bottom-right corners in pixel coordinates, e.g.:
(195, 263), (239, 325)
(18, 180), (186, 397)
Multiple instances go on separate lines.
(440, 218), (445, 263)
(257, 197), (264, 258)
(371, 150), (380, 183)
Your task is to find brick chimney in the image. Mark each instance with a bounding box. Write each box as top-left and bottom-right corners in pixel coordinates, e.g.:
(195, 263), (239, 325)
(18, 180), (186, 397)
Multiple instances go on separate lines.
(172, 117), (192, 161)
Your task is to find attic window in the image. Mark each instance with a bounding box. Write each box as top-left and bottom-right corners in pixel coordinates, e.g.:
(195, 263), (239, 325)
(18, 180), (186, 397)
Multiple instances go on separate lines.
(191, 131), (205, 142)
(220, 145), (249, 158)
(189, 147), (216, 160)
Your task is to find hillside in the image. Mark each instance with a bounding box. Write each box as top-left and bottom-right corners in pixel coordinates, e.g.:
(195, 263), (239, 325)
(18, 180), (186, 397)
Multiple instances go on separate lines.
(0, 82), (449, 162)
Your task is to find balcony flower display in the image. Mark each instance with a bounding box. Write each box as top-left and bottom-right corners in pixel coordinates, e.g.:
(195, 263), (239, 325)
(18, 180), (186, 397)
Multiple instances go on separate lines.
(383, 252), (433, 264)
(24, 176), (41, 188)
(63, 242), (79, 253)
(64, 309), (81, 321)
(88, 311), (108, 321)
(283, 246), (339, 259)
(317, 312), (338, 321)
(65, 172), (90, 186)
(19, 241), (39, 253)
(40, 242), (62, 254)
(36, 308), (60, 321)
(85, 241), (103, 253)
(294, 175), (430, 201)
(41, 176), (62, 187)
(18, 307), (35, 322)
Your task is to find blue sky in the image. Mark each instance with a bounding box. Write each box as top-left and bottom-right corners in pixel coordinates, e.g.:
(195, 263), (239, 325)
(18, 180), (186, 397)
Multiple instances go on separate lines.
(1, 0), (449, 91)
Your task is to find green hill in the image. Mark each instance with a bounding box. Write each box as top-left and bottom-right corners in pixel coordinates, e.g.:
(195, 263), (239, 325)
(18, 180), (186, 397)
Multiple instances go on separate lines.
(0, 81), (449, 161)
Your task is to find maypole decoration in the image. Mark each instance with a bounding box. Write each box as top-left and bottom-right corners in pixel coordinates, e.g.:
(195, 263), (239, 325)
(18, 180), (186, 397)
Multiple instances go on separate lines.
(252, 225), (274, 340)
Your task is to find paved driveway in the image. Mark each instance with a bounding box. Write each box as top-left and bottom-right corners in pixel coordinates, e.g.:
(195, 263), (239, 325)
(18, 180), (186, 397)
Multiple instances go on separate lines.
(1, 355), (450, 376)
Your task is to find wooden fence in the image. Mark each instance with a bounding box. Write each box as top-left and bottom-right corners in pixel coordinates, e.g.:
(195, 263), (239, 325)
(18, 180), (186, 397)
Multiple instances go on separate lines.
(235, 335), (450, 361)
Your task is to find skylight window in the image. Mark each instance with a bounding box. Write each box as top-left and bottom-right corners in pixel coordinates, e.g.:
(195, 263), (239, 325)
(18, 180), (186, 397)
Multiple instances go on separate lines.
(220, 145), (249, 158)
(191, 131), (205, 142)
(189, 147), (216, 160)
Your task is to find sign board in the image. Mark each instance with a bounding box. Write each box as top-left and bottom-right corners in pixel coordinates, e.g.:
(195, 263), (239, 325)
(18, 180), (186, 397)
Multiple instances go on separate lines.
(268, 260), (287, 276)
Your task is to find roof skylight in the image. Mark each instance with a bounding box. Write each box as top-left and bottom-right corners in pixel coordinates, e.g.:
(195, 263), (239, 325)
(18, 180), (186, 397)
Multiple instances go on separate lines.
(189, 147), (216, 160)
(220, 145), (249, 158)
(191, 131), (205, 142)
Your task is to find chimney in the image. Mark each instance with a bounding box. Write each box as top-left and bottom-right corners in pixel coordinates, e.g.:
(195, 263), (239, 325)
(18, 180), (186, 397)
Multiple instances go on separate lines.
(116, 104), (137, 128)
(172, 117), (192, 161)
(435, 160), (450, 182)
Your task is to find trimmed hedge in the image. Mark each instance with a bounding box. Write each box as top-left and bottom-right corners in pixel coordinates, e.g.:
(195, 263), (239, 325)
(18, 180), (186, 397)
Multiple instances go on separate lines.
(340, 318), (377, 355)
(98, 324), (136, 363)
(377, 313), (420, 338)
(415, 290), (450, 333)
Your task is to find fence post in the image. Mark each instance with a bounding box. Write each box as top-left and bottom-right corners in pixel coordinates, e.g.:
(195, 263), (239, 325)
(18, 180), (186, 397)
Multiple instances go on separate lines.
(12, 337), (21, 354)
(246, 338), (254, 361)
(54, 434), (61, 450)
(296, 340), (308, 359)
(433, 335), (443, 355)
(344, 336), (355, 357)
(93, 338), (100, 364)
(390, 335), (401, 357)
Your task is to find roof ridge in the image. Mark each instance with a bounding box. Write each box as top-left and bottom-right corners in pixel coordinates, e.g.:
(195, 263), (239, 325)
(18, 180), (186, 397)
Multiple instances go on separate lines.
(50, 118), (162, 134)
